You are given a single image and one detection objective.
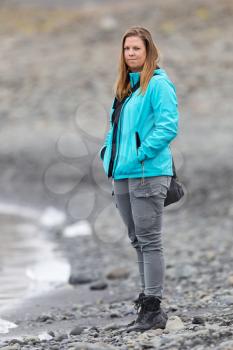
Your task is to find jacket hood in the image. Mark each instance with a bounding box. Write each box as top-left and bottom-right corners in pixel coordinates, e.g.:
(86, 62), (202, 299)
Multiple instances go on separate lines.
(129, 68), (167, 88)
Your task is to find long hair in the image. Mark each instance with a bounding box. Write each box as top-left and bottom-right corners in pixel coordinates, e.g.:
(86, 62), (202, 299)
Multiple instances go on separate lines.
(114, 26), (160, 101)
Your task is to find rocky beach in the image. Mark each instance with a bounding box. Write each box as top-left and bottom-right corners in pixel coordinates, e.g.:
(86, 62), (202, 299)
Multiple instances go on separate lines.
(0, 0), (233, 349)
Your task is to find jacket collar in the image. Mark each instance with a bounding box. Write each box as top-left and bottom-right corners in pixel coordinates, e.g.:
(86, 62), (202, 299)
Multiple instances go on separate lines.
(128, 68), (162, 88)
(129, 71), (140, 88)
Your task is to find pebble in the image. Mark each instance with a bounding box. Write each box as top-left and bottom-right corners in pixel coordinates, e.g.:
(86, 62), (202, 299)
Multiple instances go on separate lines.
(175, 264), (196, 279)
(70, 326), (86, 336)
(36, 313), (56, 322)
(69, 273), (96, 285)
(54, 333), (68, 341)
(8, 339), (24, 345)
(217, 340), (233, 350)
(103, 323), (123, 331)
(48, 330), (55, 337)
(22, 336), (40, 344)
(106, 267), (130, 280)
(151, 329), (165, 336)
(68, 342), (116, 350)
(217, 295), (233, 306)
(167, 304), (179, 312)
(89, 281), (108, 290)
(165, 316), (185, 331)
(192, 316), (206, 325)
(110, 311), (121, 318)
(50, 345), (60, 350)
(38, 332), (53, 341)
(0, 346), (21, 350)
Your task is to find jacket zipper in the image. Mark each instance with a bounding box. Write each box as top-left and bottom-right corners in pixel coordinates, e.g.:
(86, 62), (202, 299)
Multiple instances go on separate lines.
(135, 131), (145, 185)
(107, 97), (129, 178)
(107, 121), (118, 178)
(112, 121), (122, 178)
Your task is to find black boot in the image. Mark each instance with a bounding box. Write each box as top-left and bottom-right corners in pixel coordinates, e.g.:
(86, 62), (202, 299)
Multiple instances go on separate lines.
(126, 292), (145, 327)
(126, 295), (168, 333)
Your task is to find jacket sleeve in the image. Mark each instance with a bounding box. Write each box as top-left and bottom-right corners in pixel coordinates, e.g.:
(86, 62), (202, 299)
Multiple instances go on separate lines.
(137, 78), (179, 162)
(98, 106), (114, 161)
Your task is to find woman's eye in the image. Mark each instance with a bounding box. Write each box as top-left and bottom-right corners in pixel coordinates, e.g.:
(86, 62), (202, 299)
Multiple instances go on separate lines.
(124, 47), (140, 50)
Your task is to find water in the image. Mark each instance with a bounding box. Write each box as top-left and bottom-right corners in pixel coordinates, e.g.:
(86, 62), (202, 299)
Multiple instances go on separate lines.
(0, 204), (70, 322)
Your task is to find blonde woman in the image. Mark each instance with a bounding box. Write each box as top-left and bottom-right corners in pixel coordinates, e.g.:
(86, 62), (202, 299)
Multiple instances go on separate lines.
(99, 26), (179, 332)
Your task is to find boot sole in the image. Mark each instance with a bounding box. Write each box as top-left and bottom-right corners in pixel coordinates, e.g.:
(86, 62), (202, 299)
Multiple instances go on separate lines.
(126, 324), (166, 333)
(126, 315), (167, 333)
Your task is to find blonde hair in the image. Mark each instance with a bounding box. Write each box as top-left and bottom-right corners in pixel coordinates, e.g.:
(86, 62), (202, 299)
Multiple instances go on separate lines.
(114, 26), (160, 101)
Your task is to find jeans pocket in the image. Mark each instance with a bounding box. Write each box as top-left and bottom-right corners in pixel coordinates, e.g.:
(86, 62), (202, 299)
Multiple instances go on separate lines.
(131, 183), (165, 230)
(132, 179), (170, 211)
(133, 183), (161, 198)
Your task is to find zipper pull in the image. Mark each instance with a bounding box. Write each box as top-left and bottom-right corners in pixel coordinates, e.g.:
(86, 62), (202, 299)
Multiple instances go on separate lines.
(111, 179), (114, 196)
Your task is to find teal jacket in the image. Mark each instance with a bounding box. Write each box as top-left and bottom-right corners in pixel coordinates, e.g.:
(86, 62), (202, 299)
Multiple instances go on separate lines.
(99, 68), (179, 180)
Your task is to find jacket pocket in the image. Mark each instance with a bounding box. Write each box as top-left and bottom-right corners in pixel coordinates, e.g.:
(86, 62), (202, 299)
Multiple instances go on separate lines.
(100, 145), (107, 160)
(135, 131), (144, 183)
(135, 131), (141, 154)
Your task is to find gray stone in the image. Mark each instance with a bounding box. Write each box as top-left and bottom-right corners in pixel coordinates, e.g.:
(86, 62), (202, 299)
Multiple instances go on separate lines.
(218, 295), (233, 305)
(22, 336), (40, 344)
(38, 332), (53, 341)
(8, 339), (24, 345)
(36, 313), (55, 322)
(217, 340), (233, 350)
(103, 323), (124, 331)
(48, 330), (55, 337)
(0, 345), (21, 350)
(192, 316), (206, 325)
(106, 267), (130, 280)
(110, 311), (121, 318)
(175, 264), (196, 279)
(50, 345), (60, 350)
(89, 281), (108, 290)
(54, 333), (68, 341)
(68, 342), (116, 350)
(69, 273), (95, 285)
(70, 325), (86, 335)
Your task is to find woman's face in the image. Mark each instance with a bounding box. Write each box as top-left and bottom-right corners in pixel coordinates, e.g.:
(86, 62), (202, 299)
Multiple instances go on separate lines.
(124, 36), (147, 72)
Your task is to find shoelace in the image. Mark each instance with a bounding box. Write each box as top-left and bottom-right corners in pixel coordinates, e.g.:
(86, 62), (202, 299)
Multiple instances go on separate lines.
(133, 295), (145, 314)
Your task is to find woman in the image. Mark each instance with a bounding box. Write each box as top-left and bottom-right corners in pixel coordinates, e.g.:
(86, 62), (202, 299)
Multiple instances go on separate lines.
(99, 26), (179, 332)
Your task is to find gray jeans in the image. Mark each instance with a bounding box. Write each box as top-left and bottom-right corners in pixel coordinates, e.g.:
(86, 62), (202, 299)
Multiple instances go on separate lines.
(113, 175), (171, 300)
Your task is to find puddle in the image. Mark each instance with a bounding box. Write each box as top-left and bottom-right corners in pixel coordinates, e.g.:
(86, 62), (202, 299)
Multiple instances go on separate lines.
(0, 203), (71, 331)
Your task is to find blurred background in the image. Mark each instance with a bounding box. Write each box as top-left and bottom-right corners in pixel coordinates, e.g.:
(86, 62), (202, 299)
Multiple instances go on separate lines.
(0, 0), (233, 339)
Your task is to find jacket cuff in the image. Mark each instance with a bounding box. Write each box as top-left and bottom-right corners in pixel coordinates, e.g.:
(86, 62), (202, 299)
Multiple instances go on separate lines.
(137, 147), (146, 162)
